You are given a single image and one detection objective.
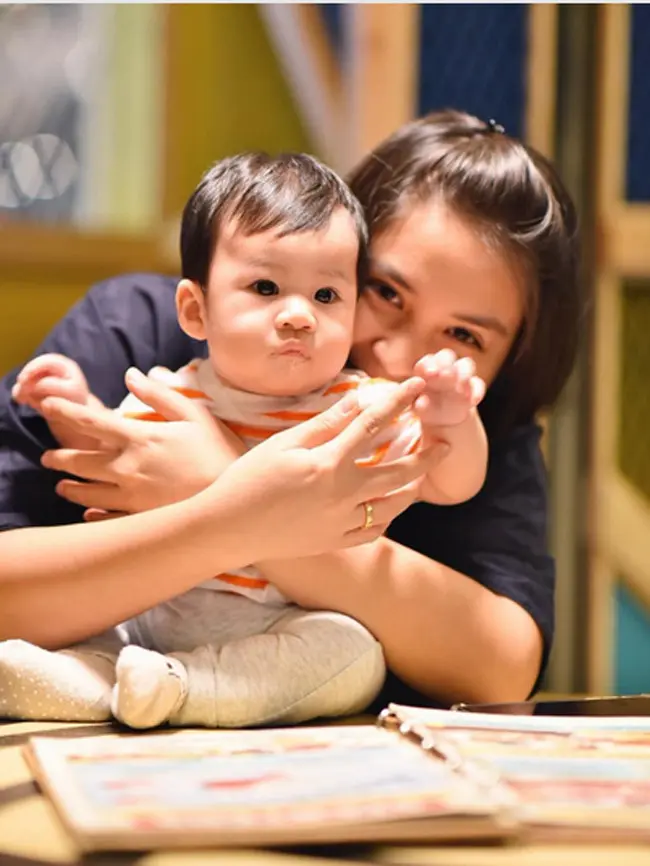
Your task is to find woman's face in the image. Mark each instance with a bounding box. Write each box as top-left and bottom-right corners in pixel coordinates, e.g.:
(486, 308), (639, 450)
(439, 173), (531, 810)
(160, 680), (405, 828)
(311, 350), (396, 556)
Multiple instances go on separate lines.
(351, 199), (525, 388)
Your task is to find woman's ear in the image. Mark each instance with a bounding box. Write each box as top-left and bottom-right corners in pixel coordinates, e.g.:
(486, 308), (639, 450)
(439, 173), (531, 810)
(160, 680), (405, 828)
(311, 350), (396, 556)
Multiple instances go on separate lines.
(176, 279), (207, 340)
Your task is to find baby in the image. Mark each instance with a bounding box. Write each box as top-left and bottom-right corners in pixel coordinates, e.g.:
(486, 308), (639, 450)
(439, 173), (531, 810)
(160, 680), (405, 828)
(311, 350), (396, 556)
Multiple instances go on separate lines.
(7, 152), (487, 730)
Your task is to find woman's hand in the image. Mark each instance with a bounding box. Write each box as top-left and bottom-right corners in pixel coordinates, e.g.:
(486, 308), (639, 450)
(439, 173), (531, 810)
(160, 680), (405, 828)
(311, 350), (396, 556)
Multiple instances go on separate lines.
(40, 368), (245, 516)
(212, 376), (442, 557)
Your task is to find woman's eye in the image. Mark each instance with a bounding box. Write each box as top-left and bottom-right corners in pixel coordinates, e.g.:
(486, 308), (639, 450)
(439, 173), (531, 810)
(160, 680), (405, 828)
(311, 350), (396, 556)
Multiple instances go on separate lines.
(314, 287), (338, 304)
(253, 279), (279, 296)
(366, 280), (403, 309)
(447, 326), (482, 349)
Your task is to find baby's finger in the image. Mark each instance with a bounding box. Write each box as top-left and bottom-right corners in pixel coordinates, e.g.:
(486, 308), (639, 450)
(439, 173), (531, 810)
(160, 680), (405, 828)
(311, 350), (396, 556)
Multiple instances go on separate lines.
(454, 357), (476, 384)
(414, 349), (457, 378)
(16, 354), (73, 383)
(28, 376), (85, 404)
(10, 382), (27, 403)
(470, 376), (486, 406)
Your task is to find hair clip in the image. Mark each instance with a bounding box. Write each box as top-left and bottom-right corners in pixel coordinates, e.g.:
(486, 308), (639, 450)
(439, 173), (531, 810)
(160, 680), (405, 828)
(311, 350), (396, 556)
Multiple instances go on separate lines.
(487, 118), (506, 135)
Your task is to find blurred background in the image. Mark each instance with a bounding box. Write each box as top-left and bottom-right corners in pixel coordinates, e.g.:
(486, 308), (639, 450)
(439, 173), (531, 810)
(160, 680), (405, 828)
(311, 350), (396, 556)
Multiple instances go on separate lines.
(0, 3), (647, 699)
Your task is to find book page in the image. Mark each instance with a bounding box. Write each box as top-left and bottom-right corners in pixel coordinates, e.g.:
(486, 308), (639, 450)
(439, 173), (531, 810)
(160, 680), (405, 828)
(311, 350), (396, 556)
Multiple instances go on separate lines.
(27, 724), (508, 850)
(385, 705), (650, 840)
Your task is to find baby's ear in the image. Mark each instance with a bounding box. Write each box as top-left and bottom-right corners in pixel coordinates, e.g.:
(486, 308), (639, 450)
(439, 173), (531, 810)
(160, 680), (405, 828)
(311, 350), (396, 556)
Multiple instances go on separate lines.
(176, 279), (207, 340)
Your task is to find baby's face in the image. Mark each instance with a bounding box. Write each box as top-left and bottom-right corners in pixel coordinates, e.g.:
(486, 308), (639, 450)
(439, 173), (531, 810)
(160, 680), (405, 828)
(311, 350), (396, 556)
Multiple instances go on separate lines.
(199, 208), (359, 396)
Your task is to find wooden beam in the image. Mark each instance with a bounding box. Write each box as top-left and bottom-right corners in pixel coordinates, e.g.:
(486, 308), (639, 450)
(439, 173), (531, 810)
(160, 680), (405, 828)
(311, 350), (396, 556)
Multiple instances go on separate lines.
(587, 265), (622, 694)
(0, 225), (174, 274)
(159, 4), (222, 220)
(259, 4), (344, 168)
(586, 3), (631, 693)
(595, 5), (630, 210)
(602, 205), (650, 277)
(346, 3), (420, 168)
(600, 472), (650, 613)
(587, 272), (622, 694)
(526, 4), (558, 156)
(295, 4), (344, 115)
(0, 227), (175, 375)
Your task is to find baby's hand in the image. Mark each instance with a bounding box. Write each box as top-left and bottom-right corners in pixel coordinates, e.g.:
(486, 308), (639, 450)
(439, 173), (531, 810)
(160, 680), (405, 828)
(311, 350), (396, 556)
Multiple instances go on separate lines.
(413, 349), (486, 429)
(12, 353), (90, 413)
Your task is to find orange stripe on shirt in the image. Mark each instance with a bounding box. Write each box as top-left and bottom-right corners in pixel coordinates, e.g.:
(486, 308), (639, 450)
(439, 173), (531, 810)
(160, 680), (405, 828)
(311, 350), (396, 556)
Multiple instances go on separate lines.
(216, 573), (270, 590)
(224, 421), (279, 440)
(123, 411), (168, 422)
(172, 386), (210, 400)
(406, 435), (422, 455)
(356, 439), (392, 467)
(262, 410), (318, 422)
(323, 381), (358, 396)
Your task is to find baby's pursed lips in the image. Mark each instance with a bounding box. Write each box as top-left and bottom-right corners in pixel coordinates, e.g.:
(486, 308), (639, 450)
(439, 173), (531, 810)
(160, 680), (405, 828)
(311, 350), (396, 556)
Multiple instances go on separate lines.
(272, 339), (311, 358)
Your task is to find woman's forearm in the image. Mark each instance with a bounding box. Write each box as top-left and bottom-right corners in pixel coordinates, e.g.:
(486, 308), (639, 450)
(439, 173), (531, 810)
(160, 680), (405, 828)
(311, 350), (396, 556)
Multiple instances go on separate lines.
(0, 492), (246, 649)
(259, 539), (542, 705)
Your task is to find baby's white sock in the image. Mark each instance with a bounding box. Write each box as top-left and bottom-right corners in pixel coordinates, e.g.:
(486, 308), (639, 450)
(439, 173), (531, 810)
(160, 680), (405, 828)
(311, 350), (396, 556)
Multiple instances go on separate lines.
(112, 645), (187, 729)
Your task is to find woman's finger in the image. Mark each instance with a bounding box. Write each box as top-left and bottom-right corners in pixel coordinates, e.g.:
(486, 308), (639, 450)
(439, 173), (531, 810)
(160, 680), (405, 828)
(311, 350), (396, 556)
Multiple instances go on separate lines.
(55, 479), (124, 511)
(342, 479), (422, 545)
(27, 377), (86, 403)
(41, 448), (119, 481)
(272, 391), (362, 450)
(16, 354), (72, 383)
(40, 398), (131, 446)
(321, 377), (425, 460)
(361, 479), (422, 527)
(355, 442), (448, 500)
(83, 508), (128, 522)
(124, 368), (215, 424)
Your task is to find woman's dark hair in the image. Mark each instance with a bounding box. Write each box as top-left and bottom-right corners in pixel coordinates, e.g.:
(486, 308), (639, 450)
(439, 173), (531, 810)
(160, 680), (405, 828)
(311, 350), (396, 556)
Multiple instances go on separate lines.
(347, 109), (581, 433)
(181, 151), (368, 289)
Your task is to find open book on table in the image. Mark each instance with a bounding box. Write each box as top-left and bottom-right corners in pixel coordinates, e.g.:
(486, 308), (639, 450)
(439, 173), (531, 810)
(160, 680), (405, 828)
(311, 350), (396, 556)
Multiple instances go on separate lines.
(24, 702), (650, 852)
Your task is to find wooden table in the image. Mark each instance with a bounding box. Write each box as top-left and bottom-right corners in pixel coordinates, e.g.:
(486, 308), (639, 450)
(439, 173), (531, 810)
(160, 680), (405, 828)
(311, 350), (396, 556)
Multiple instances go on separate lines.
(1, 718), (649, 866)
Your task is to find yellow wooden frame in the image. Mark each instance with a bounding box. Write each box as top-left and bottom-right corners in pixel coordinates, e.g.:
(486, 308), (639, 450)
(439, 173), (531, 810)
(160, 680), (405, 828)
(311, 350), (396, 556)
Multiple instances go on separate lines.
(257, 3), (344, 169)
(585, 3), (650, 693)
(526, 4), (558, 157)
(345, 4), (420, 168)
(0, 224), (172, 274)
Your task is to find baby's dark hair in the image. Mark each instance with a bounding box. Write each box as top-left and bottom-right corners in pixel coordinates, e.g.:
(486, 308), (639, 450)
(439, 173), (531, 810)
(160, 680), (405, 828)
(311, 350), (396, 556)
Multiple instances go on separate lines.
(181, 151), (368, 288)
(348, 109), (581, 433)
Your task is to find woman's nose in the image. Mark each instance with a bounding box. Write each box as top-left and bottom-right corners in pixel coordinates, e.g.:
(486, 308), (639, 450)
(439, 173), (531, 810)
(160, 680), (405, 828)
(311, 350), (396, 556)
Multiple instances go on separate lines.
(275, 298), (316, 332)
(374, 335), (421, 380)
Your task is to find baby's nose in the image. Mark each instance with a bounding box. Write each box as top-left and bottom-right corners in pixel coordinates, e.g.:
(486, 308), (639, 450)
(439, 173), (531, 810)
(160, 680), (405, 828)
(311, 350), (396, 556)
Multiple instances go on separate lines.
(275, 299), (316, 331)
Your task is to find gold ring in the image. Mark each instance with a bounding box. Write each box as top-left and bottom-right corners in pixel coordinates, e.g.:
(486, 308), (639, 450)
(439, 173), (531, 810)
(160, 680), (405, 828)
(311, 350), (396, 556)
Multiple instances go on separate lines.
(362, 501), (374, 531)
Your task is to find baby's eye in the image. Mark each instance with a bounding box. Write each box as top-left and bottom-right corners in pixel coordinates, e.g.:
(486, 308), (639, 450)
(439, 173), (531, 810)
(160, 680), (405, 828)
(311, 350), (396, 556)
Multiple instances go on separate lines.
(446, 326), (482, 350)
(314, 287), (339, 304)
(253, 280), (279, 296)
(366, 280), (403, 309)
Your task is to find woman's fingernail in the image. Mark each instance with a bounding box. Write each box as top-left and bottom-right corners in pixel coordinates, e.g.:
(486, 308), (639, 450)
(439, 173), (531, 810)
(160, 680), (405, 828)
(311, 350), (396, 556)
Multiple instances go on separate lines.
(404, 376), (425, 397)
(125, 367), (144, 385)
